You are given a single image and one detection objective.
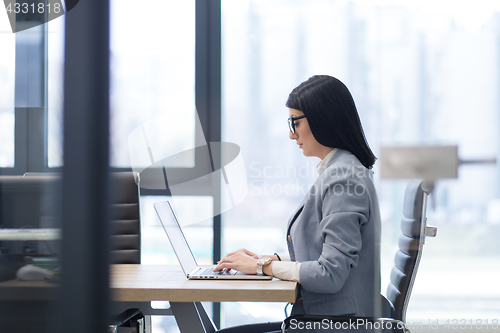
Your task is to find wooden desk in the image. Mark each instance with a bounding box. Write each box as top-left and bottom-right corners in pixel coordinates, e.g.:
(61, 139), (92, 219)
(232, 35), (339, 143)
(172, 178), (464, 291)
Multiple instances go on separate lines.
(111, 264), (297, 303)
(0, 264), (298, 333)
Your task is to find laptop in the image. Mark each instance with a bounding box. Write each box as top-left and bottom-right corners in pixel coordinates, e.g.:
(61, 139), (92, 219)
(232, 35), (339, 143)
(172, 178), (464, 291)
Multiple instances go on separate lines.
(153, 201), (272, 280)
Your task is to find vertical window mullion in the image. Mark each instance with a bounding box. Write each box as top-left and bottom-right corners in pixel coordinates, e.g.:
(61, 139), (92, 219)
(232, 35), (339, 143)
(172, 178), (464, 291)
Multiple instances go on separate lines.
(196, 0), (222, 327)
(13, 21), (47, 174)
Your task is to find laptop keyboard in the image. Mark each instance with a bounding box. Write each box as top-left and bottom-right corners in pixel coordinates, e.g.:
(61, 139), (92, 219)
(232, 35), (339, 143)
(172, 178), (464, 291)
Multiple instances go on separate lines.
(199, 267), (237, 276)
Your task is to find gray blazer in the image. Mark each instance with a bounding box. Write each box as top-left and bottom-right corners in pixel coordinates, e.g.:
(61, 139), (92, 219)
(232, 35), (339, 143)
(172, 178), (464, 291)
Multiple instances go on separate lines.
(287, 149), (381, 317)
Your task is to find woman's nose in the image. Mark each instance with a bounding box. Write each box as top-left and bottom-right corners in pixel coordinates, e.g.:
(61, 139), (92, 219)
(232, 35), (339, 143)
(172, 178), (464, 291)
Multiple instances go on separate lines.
(289, 131), (296, 140)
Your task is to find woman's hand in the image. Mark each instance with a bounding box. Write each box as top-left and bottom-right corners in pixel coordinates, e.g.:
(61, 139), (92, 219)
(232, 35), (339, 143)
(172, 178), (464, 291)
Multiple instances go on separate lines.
(222, 248), (259, 260)
(214, 248), (259, 275)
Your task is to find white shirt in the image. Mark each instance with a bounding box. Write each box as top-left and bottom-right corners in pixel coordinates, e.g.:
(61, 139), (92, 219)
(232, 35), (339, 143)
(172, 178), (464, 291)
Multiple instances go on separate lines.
(316, 148), (338, 175)
(271, 149), (337, 282)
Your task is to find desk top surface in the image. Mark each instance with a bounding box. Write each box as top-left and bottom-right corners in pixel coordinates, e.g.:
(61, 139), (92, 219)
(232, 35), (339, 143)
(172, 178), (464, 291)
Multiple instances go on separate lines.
(112, 265), (297, 303)
(0, 264), (297, 303)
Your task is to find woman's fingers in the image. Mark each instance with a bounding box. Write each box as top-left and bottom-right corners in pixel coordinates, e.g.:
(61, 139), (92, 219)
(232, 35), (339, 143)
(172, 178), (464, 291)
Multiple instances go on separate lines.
(215, 254), (238, 271)
(219, 251), (238, 263)
(214, 252), (258, 274)
(243, 249), (259, 259)
(232, 248), (258, 259)
(220, 248), (258, 262)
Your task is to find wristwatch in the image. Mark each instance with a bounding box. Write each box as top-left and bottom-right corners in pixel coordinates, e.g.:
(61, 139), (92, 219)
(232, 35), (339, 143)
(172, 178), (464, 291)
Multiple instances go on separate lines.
(256, 257), (273, 276)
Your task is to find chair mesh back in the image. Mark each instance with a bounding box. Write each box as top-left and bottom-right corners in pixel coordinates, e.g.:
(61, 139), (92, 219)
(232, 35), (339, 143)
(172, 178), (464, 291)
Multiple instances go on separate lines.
(386, 180), (427, 321)
(109, 172), (141, 264)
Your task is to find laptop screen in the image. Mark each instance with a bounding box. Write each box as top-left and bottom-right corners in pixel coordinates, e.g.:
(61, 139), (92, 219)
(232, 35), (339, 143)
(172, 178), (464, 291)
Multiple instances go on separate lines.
(153, 201), (198, 275)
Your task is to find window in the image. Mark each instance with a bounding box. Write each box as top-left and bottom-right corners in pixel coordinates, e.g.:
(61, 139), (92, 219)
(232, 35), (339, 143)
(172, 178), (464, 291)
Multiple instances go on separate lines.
(222, 0), (500, 327)
(47, 16), (65, 168)
(48, 0), (198, 170)
(110, 0), (196, 168)
(0, 15), (16, 168)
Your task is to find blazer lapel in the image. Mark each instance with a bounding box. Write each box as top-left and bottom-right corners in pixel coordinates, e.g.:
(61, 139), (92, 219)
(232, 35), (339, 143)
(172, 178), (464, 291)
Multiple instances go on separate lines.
(286, 150), (352, 236)
(287, 203), (304, 235)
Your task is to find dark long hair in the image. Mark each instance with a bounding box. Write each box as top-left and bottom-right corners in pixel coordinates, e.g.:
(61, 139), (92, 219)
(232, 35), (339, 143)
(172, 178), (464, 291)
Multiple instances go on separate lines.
(286, 75), (376, 169)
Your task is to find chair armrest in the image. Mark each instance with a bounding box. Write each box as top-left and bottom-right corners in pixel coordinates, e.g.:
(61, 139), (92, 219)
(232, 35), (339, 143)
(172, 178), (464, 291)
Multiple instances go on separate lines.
(281, 314), (410, 333)
(109, 308), (143, 327)
(425, 226), (437, 237)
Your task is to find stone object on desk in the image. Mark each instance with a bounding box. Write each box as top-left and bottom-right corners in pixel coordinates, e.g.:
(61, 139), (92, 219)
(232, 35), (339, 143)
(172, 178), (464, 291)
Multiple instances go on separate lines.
(16, 264), (53, 281)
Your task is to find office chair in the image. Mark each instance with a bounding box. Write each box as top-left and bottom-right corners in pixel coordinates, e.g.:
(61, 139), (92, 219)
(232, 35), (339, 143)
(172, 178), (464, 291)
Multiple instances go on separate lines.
(108, 172), (144, 333)
(109, 172), (141, 265)
(281, 180), (437, 332)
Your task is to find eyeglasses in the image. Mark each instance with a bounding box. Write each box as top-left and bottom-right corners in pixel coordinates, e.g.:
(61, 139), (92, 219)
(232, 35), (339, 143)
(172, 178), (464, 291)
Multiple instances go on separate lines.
(288, 115), (306, 134)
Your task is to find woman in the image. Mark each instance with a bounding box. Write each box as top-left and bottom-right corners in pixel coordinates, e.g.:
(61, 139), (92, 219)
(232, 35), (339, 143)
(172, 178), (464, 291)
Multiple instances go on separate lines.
(215, 75), (382, 332)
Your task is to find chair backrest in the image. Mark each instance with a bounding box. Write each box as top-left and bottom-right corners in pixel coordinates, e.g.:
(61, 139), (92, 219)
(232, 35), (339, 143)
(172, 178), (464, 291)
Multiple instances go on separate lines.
(386, 180), (436, 322)
(109, 172), (141, 264)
